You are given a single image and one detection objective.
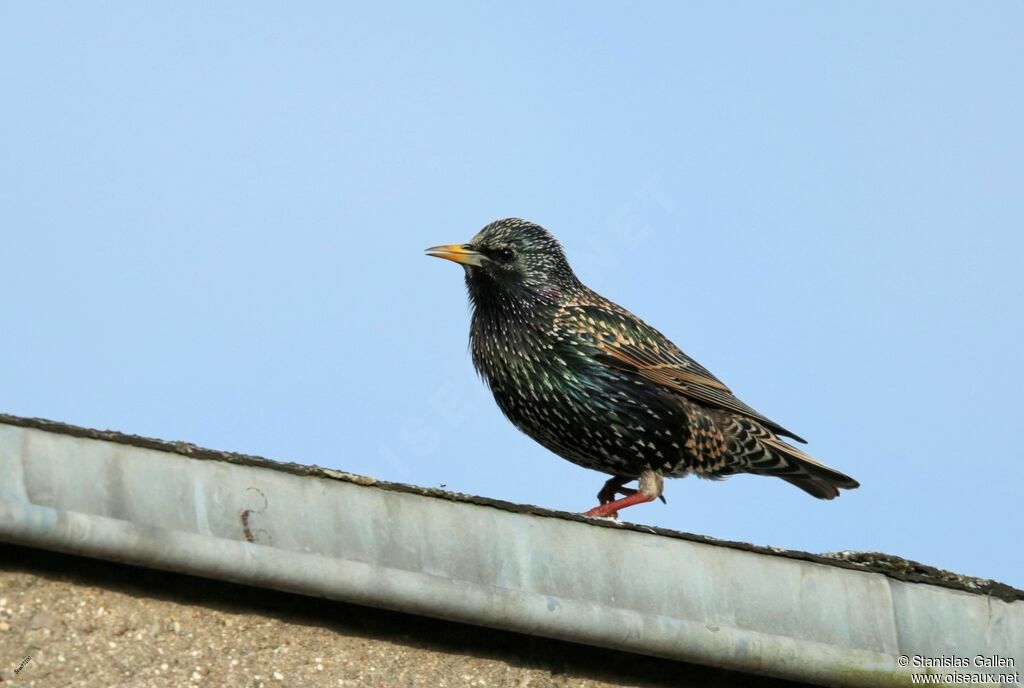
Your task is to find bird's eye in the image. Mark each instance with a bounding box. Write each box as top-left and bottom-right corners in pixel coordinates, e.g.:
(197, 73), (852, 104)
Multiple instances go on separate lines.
(494, 248), (515, 263)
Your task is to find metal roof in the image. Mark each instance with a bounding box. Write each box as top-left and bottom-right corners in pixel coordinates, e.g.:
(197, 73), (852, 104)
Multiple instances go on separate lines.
(1, 413), (1021, 687)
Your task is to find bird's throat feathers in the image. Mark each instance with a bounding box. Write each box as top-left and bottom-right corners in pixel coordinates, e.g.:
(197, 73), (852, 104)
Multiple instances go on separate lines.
(465, 268), (574, 381)
(464, 266), (573, 320)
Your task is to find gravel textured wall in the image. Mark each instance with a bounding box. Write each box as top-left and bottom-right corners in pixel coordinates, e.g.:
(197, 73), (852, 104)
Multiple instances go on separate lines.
(0, 544), (801, 688)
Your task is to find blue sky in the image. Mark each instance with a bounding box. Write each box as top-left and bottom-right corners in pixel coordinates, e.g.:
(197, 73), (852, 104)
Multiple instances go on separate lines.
(2, 3), (1021, 587)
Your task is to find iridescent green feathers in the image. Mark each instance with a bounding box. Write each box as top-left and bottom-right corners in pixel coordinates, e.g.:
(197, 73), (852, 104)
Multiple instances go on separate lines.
(441, 218), (859, 500)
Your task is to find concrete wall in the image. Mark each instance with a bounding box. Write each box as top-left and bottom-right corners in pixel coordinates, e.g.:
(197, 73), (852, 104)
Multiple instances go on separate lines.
(0, 544), (800, 688)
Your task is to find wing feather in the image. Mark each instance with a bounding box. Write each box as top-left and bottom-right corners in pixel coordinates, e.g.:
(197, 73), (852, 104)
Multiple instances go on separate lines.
(556, 297), (807, 443)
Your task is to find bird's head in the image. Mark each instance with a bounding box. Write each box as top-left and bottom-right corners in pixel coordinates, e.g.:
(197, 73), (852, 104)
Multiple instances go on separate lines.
(426, 218), (581, 305)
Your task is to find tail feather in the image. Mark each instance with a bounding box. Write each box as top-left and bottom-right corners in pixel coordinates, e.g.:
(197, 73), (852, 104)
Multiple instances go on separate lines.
(751, 435), (859, 500)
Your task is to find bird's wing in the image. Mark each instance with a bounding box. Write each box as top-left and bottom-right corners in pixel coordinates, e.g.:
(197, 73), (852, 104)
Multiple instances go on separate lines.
(555, 298), (807, 443)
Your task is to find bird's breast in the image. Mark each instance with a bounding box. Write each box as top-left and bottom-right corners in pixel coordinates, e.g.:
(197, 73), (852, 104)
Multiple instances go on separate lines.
(468, 308), (698, 476)
(469, 307), (588, 427)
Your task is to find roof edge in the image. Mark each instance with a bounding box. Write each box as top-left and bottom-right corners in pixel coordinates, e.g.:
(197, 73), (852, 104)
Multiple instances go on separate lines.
(2, 411), (1020, 603)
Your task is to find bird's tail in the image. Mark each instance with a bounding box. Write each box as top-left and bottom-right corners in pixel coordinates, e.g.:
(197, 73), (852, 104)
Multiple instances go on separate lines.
(743, 430), (859, 500)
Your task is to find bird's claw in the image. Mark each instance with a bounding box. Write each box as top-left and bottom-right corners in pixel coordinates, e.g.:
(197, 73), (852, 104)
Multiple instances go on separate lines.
(583, 505), (621, 519)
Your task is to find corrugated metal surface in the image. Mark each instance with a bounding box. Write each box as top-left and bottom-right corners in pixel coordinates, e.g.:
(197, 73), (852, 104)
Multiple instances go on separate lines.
(1, 416), (1021, 687)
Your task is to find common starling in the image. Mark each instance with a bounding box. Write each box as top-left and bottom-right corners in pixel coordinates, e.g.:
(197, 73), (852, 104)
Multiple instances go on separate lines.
(427, 218), (858, 518)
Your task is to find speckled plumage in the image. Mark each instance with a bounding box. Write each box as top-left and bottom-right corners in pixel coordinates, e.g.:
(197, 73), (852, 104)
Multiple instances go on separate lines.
(428, 218), (858, 515)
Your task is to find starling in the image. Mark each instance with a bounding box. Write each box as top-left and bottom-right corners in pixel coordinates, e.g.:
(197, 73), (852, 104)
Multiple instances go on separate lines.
(427, 218), (858, 518)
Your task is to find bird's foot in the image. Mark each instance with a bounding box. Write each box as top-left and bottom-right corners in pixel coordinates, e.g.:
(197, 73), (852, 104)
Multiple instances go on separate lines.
(585, 470), (664, 519)
(584, 491), (649, 518)
(593, 476), (637, 518)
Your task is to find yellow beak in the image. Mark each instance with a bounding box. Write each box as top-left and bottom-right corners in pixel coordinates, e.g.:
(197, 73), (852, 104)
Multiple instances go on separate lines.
(425, 244), (487, 267)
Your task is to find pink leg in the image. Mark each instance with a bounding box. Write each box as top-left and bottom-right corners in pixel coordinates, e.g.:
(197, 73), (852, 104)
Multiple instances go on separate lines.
(585, 490), (654, 518)
(584, 470), (664, 519)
